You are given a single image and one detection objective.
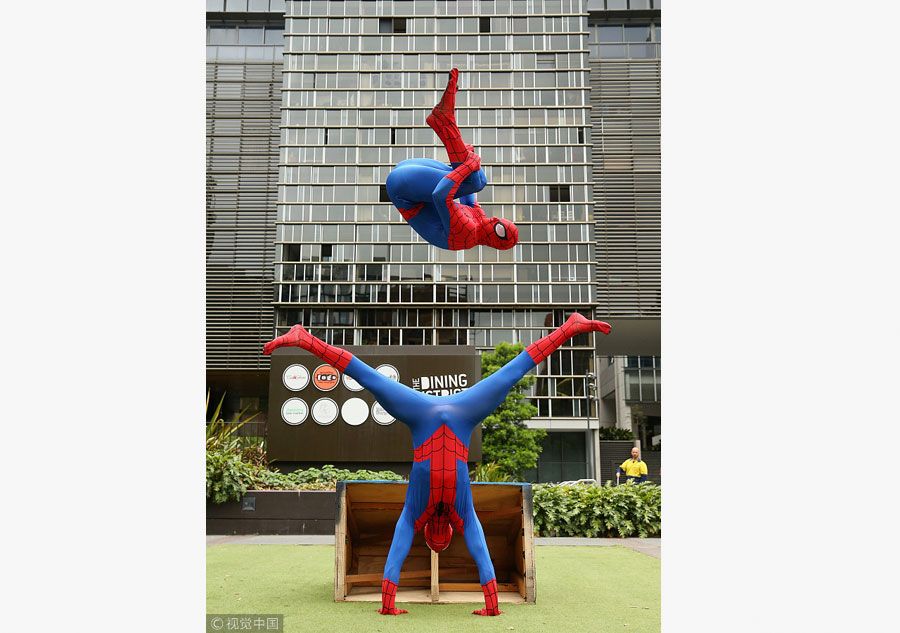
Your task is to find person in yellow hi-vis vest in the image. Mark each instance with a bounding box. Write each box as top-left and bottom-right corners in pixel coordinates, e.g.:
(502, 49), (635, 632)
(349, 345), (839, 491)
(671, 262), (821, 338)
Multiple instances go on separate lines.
(616, 446), (649, 483)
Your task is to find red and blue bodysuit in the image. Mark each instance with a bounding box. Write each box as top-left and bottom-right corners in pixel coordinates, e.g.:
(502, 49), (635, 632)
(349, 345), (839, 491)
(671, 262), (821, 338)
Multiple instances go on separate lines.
(385, 68), (519, 251)
(263, 313), (611, 616)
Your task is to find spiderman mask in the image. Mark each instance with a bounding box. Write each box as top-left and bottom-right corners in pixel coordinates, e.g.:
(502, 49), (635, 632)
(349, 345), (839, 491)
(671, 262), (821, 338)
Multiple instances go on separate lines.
(479, 217), (519, 250)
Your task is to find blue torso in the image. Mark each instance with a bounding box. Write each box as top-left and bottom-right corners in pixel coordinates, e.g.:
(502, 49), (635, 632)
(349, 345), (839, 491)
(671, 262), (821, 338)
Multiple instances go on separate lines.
(384, 158), (486, 251)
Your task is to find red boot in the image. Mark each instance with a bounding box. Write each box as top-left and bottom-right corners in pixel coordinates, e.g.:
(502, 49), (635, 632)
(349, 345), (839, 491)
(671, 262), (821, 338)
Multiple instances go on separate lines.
(377, 578), (408, 615)
(262, 324), (353, 372)
(473, 578), (503, 616)
(426, 68), (470, 163)
(526, 313), (611, 365)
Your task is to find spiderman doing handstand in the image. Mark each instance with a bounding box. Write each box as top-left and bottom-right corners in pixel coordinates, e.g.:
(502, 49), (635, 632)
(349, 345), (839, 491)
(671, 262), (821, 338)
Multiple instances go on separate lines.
(263, 313), (611, 616)
(385, 68), (518, 251)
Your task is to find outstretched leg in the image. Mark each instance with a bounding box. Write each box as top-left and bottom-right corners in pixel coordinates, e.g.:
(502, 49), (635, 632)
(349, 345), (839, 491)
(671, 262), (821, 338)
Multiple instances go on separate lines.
(378, 506), (416, 615)
(455, 313), (611, 424)
(455, 478), (502, 616)
(427, 68), (470, 163)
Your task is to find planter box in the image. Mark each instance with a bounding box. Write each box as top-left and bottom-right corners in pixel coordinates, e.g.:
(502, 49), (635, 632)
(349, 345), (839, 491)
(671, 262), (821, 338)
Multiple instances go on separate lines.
(334, 481), (536, 606)
(206, 490), (336, 535)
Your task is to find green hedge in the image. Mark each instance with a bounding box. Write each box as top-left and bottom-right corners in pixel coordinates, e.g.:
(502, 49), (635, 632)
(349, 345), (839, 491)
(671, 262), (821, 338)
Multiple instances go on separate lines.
(205, 454), (405, 504)
(533, 482), (661, 538)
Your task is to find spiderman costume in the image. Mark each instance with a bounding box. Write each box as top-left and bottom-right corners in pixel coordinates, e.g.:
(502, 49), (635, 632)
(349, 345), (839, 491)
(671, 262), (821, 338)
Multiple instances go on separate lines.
(263, 313), (611, 616)
(385, 68), (519, 251)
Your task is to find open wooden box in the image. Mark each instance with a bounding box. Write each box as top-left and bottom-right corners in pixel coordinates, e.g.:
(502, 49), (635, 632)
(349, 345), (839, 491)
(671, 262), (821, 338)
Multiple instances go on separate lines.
(334, 481), (536, 605)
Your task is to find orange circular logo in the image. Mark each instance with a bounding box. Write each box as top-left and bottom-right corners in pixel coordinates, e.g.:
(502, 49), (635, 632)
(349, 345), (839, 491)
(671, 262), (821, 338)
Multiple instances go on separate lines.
(313, 364), (340, 391)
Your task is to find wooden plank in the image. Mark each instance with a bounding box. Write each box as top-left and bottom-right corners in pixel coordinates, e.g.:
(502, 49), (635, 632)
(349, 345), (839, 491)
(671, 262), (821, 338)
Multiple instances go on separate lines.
(439, 582), (519, 593)
(522, 485), (536, 603)
(346, 499), (360, 542)
(345, 569), (432, 584)
(476, 507), (523, 521)
(333, 483), (347, 602)
(344, 587), (528, 605)
(513, 570), (526, 598)
(431, 550), (439, 603)
(350, 501), (406, 511)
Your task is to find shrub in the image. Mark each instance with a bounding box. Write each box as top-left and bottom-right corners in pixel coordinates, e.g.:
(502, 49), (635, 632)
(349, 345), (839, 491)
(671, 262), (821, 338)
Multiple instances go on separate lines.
(532, 481), (661, 538)
(597, 427), (635, 441)
(469, 462), (513, 482)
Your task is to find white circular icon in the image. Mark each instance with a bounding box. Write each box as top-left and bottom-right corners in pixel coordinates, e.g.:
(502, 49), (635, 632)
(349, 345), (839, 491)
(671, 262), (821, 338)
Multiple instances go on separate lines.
(341, 398), (368, 426)
(312, 397), (339, 425)
(342, 373), (364, 392)
(372, 401), (395, 425)
(281, 398), (308, 425)
(282, 364), (310, 391)
(375, 364), (400, 382)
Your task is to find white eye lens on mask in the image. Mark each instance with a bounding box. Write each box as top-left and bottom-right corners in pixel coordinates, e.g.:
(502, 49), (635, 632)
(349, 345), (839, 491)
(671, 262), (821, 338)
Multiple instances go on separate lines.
(494, 222), (507, 239)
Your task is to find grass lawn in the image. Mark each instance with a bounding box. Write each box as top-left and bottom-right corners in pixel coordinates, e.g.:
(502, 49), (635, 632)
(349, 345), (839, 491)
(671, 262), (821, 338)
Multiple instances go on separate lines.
(207, 545), (660, 633)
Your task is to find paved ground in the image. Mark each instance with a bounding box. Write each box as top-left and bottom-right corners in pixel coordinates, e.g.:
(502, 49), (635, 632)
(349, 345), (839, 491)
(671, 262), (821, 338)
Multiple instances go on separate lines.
(206, 534), (661, 558)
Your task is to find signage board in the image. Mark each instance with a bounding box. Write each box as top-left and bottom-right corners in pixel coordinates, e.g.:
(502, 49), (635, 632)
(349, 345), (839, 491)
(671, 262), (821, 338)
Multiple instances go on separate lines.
(267, 345), (483, 463)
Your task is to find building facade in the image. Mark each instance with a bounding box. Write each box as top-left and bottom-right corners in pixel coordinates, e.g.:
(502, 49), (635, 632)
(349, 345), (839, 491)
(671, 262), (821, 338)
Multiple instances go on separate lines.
(206, 0), (661, 482)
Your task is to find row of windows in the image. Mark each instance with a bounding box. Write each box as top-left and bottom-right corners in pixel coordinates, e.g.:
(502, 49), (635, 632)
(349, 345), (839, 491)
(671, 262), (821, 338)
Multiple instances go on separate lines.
(278, 183), (593, 203)
(624, 369), (660, 402)
(275, 144), (591, 165)
(283, 32), (586, 53)
(588, 42), (659, 60)
(622, 355), (660, 369)
(284, 52), (587, 72)
(281, 223), (590, 245)
(275, 282), (594, 304)
(279, 182), (590, 204)
(285, 71), (590, 91)
(287, 15), (586, 34)
(207, 0), (285, 11)
(281, 106), (588, 128)
(276, 163), (590, 185)
(594, 0), (661, 10)
(269, 327), (592, 369)
(275, 307), (593, 329)
(278, 203), (588, 224)
(277, 242), (593, 263)
(278, 262), (592, 282)
(280, 126), (587, 147)
(208, 25), (285, 44)
(281, 88), (587, 108)
(207, 46), (285, 62)
(286, 0), (589, 17)
(270, 323), (593, 353)
(590, 23), (660, 44)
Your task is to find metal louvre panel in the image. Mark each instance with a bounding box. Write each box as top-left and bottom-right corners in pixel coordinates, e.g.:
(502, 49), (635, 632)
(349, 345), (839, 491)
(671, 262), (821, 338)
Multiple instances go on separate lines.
(590, 58), (661, 317)
(207, 60), (282, 370)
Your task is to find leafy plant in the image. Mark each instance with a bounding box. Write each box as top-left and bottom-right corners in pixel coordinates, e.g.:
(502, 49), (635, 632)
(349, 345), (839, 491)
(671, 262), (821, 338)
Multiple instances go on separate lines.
(480, 342), (545, 480)
(597, 427), (635, 441)
(532, 481), (661, 538)
(470, 462), (513, 482)
(206, 448), (259, 504)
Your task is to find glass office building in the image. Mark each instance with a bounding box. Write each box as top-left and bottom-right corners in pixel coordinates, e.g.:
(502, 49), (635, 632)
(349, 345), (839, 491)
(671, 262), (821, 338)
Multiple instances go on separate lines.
(206, 0), (662, 481)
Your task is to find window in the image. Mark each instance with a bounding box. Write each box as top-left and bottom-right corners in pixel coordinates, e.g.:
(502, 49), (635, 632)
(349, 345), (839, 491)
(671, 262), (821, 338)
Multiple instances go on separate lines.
(480, 17), (491, 33)
(548, 185), (571, 202)
(380, 17), (407, 33)
(379, 185), (391, 202)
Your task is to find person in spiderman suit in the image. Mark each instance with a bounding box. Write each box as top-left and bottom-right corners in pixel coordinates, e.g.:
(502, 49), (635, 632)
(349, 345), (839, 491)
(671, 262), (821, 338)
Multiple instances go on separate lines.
(263, 313), (611, 616)
(385, 68), (518, 251)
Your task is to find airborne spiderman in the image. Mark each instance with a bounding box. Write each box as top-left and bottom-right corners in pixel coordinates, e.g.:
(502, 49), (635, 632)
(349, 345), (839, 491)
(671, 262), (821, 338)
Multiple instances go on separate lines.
(385, 68), (518, 251)
(263, 313), (611, 616)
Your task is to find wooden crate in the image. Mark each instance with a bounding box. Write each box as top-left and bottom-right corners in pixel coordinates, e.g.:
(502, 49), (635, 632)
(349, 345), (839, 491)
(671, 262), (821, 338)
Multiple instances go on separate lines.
(334, 481), (536, 605)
